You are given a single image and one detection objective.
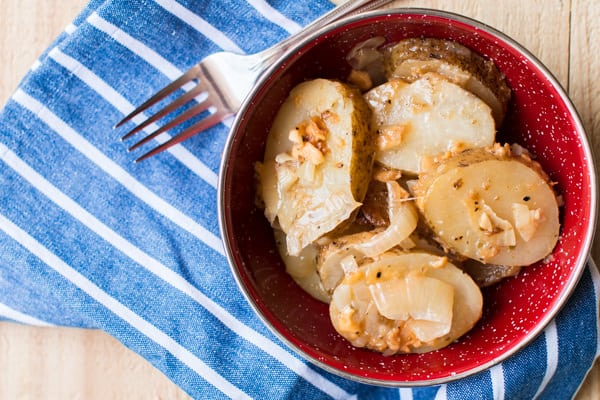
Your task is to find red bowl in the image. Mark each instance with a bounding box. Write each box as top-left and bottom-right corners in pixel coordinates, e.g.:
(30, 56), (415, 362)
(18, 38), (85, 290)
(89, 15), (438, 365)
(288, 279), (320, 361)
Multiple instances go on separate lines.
(218, 8), (596, 386)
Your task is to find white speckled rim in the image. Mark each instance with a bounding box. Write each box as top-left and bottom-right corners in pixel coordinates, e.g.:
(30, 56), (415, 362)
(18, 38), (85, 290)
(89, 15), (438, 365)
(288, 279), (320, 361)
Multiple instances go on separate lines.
(218, 8), (598, 387)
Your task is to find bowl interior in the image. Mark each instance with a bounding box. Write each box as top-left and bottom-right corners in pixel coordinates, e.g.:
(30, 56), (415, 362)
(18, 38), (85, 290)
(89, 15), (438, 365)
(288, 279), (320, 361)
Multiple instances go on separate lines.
(220, 9), (595, 385)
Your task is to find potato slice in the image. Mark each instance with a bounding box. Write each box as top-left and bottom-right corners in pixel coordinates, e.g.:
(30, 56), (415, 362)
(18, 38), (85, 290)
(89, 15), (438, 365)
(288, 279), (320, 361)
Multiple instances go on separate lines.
(329, 250), (482, 354)
(259, 79), (375, 256)
(364, 73), (495, 174)
(413, 145), (560, 266)
(273, 229), (330, 303)
(383, 37), (511, 126)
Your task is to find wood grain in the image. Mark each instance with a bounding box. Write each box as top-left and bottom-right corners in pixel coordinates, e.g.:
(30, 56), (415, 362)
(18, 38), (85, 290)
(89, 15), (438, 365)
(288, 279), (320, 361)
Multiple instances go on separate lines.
(571, 0), (600, 262)
(0, 0), (598, 398)
(0, 323), (191, 399)
(569, 1), (600, 398)
(0, 0), (83, 105)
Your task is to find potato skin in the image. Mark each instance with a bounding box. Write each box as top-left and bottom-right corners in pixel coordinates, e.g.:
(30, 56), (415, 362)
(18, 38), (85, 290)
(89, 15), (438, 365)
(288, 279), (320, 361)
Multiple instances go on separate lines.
(260, 79), (376, 255)
(364, 74), (496, 174)
(345, 84), (376, 203)
(383, 37), (511, 126)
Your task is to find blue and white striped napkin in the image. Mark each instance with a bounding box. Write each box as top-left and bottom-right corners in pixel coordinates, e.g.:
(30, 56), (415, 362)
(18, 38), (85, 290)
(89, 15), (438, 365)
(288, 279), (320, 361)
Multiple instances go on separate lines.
(0, 1), (598, 399)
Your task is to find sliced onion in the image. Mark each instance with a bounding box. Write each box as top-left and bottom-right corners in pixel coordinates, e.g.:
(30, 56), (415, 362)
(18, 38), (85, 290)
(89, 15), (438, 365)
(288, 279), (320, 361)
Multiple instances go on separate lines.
(331, 283), (352, 313)
(346, 36), (386, 70)
(368, 278), (411, 321)
(405, 274), (453, 328)
(368, 274), (454, 341)
(297, 159), (317, 184)
(346, 36), (387, 86)
(319, 246), (363, 292)
(477, 202), (516, 247)
(405, 320), (451, 343)
(353, 181), (418, 257)
(274, 161), (298, 194)
(362, 301), (383, 347)
(512, 202), (542, 242)
(352, 279), (377, 322)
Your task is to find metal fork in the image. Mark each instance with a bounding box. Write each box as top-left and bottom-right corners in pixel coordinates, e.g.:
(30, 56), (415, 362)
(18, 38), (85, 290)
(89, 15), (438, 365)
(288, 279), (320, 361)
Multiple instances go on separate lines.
(115, 0), (393, 162)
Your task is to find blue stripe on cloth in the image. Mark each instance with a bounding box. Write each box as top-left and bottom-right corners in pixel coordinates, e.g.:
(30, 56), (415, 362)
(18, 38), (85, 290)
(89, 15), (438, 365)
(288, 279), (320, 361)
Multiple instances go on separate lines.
(155, 0), (294, 53)
(98, 0), (228, 67)
(10, 74), (222, 236)
(46, 17), (231, 174)
(266, 0), (336, 29)
(410, 386), (443, 400)
(0, 231), (93, 327)
(502, 329), (547, 399)
(0, 215), (249, 398)
(536, 265), (599, 399)
(0, 102), (351, 399)
(0, 0), (598, 399)
(0, 191), (345, 399)
(0, 98), (223, 261)
(18, 0), (105, 82)
(52, 21), (184, 109)
(445, 369), (494, 399)
(0, 102), (261, 329)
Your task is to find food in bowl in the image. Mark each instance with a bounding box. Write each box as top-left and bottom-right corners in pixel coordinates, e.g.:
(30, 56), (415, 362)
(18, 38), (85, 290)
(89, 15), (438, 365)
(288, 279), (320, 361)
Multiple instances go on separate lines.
(413, 144), (561, 267)
(329, 250), (483, 354)
(258, 78), (374, 257)
(255, 37), (561, 354)
(219, 8), (595, 384)
(381, 37), (512, 126)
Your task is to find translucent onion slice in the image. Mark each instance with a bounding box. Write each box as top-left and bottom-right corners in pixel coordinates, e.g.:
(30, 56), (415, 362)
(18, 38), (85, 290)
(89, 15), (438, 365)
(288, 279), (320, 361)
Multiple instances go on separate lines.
(368, 278), (411, 321)
(331, 283), (352, 314)
(340, 254), (359, 275)
(346, 36), (386, 70)
(317, 232), (372, 293)
(512, 202), (543, 242)
(353, 181), (418, 257)
(369, 274), (454, 342)
(317, 181), (418, 294)
(330, 251), (482, 353)
(405, 319), (452, 343)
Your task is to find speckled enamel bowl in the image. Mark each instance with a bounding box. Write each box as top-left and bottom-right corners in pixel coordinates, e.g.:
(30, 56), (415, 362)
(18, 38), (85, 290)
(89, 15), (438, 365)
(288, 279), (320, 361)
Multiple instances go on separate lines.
(218, 8), (596, 386)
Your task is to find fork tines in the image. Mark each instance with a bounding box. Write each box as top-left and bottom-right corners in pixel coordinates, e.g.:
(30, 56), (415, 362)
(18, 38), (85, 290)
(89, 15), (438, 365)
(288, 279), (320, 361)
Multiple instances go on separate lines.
(115, 65), (201, 130)
(116, 65), (225, 162)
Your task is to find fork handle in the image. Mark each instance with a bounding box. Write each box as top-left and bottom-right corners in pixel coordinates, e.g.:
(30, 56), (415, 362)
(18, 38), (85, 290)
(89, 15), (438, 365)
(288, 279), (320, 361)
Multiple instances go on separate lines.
(259, 0), (394, 65)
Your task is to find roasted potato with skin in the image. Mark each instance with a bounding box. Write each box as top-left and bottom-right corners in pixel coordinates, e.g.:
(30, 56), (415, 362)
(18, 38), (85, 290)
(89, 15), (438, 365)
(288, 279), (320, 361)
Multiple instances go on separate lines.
(258, 79), (375, 256)
(383, 37), (511, 126)
(413, 144), (561, 267)
(364, 73), (496, 174)
(460, 259), (522, 288)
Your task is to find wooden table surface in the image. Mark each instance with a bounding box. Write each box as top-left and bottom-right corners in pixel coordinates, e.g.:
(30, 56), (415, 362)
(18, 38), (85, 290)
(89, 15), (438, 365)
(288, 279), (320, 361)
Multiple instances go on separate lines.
(1, 0), (598, 398)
